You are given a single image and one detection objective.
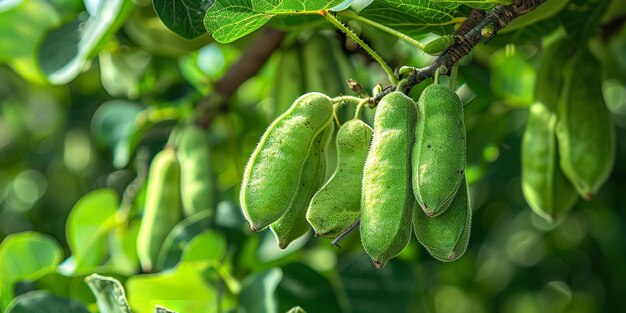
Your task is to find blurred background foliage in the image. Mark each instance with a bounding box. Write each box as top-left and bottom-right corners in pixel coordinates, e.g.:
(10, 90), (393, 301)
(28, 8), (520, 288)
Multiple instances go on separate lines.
(1, 0), (626, 312)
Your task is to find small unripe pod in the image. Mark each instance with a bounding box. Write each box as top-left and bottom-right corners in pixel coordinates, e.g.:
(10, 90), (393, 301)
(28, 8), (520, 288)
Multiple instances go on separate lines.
(240, 92), (334, 231)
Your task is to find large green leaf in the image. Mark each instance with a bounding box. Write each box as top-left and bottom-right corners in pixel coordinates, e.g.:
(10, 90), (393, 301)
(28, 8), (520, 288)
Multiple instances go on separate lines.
(5, 291), (89, 313)
(126, 231), (229, 313)
(0, 232), (63, 308)
(38, 0), (133, 84)
(204, 0), (271, 43)
(253, 0), (344, 13)
(85, 274), (131, 313)
(204, 0), (345, 43)
(559, 0), (611, 47)
(65, 189), (119, 271)
(153, 0), (214, 39)
(238, 269), (283, 313)
(126, 263), (219, 313)
(358, 0), (463, 36)
(431, 0), (506, 10)
(0, 0), (60, 83)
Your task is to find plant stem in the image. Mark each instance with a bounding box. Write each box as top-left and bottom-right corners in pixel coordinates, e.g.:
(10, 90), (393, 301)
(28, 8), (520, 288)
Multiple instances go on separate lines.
(338, 10), (427, 51)
(322, 10), (398, 85)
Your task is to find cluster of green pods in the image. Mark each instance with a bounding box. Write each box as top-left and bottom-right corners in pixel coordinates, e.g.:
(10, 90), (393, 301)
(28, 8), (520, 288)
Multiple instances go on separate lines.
(521, 38), (615, 224)
(241, 84), (471, 267)
(137, 124), (216, 272)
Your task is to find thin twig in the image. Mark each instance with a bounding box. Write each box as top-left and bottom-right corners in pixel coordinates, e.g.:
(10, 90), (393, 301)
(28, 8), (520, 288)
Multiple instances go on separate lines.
(368, 0), (546, 105)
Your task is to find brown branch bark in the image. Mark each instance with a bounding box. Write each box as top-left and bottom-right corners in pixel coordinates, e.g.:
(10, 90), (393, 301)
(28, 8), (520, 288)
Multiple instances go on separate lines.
(370, 0), (547, 103)
(195, 28), (286, 129)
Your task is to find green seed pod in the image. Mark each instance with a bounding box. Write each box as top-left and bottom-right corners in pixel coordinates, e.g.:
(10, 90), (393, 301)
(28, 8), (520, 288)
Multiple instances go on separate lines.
(413, 84), (466, 216)
(177, 125), (216, 218)
(423, 35), (454, 55)
(270, 123), (334, 249)
(137, 148), (182, 272)
(307, 119), (373, 238)
(240, 92), (334, 231)
(522, 104), (578, 223)
(556, 49), (615, 200)
(361, 92), (416, 269)
(413, 177), (471, 262)
(272, 46), (305, 117)
(522, 39), (578, 223)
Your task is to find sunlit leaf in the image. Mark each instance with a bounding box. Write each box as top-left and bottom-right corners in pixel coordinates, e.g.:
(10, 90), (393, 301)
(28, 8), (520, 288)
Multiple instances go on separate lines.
(204, 0), (344, 43)
(126, 264), (219, 313)
(358, 0), (463, 36)
(431, 0), (506, 10)
(0, 232), (63, 308)
(65, 189), (119, 270)
(0, 0), (60, 83)
(5, 291), (89, 313)
(85, 274), (131, 313)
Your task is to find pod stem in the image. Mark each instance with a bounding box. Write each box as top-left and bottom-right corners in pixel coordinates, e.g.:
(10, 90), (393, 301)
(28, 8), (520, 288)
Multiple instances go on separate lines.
(337, 10), (427, 51)
(353, 99), (370, 120)
(322, 10), (399, 85)
(331, 219), (361, 248)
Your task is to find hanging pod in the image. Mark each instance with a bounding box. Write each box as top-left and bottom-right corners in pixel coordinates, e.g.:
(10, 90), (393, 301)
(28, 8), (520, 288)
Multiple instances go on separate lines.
(361, 92), (416, 269)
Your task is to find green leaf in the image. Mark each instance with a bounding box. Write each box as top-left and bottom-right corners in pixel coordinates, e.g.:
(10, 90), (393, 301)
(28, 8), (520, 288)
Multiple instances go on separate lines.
(0, 0), (60, 83)
(204, 0), (271, 43)
(238, 269), (283, 313)
(286, 307), (307, 313)
(5, 291), (90, 313)
(153, 0), (214, 39)
(65, 189), (119, 271)
(85, 274), (131, 313)
(358, 0), (463, 36)
(252, 0), (344, 13)
(180, 231), (227, 264)
(156, 210), (212, 271)
(559, 0), (611, 47)
(125, 264), (219, 313)
(0, 232), (63, 308)
(276, 263), (342, 313)
(339, 254), (416, 313)
(38, 0), (134, 84)
(204, 0), (344, 43)
(431, 0), (506, 10)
